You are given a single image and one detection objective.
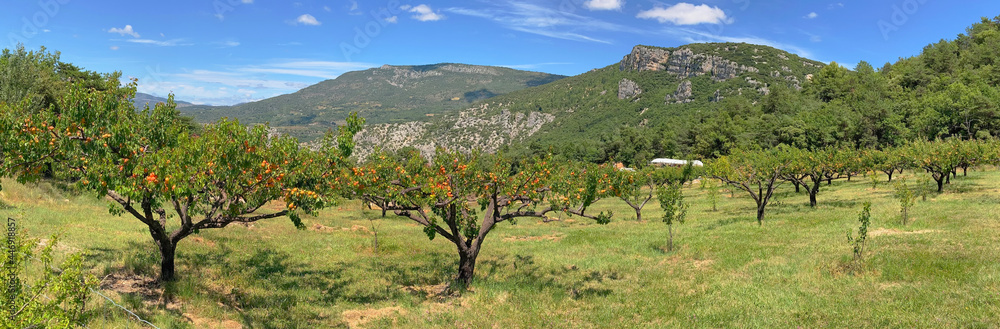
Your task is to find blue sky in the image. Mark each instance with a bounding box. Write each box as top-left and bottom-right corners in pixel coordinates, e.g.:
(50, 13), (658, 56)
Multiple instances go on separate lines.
(4, 0), (1000, 105)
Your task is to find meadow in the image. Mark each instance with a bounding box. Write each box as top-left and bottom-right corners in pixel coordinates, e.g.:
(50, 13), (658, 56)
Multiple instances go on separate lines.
(1, 168), (998, 328)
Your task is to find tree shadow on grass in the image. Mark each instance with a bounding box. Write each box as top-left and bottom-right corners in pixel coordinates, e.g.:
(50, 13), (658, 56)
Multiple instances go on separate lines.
(477, 254), (617, 300)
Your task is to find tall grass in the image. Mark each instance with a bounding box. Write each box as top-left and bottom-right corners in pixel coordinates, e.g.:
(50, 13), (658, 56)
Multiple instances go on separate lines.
(1, 168), (998, 328)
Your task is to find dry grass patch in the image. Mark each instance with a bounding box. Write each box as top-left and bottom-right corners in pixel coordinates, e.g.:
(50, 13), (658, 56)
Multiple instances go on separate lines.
(502, 234), (564, 242)
(341, 306), (406, 328)
(869, 228), (941, 237)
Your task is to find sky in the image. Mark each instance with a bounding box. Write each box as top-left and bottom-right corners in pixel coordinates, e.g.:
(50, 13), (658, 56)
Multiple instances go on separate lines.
(4, 0), (1000, 106)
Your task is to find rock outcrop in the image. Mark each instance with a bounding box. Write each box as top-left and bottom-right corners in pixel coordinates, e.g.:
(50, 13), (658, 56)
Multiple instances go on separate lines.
(619, 45), (759, 81)
(618, 79), (642, 99)
(354, 103), (555, 160)
(666, 80), (694, 103)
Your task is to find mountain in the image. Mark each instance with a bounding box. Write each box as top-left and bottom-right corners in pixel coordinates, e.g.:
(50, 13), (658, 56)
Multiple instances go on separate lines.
(180, 63), (566, 141)
(134, 92), (194, 109)
(354, 42), (826, 160)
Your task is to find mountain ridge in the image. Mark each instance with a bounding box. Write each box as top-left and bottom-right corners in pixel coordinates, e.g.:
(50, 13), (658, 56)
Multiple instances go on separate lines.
(180, 63), (566, 141)
(352, 42), (827, 160)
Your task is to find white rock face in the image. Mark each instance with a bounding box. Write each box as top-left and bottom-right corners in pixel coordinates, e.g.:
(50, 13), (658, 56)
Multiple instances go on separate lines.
(353, 103), (555, 160)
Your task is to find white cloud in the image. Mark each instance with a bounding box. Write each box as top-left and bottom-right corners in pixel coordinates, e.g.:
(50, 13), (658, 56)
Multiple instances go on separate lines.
(295, 14), (321, 26)
(386, 16), (399, 23)
(110, 46), (119, 51)
(324, 5), (332, 12)
(215, 40), (240, 47)
(806, 12), (818, 19)
(637, 3), (731, 25)
(241, 0), (252, 3)
(584, 0), (624, 11)
(125, 39), (191, 46)
(108, 25), (140, 38)
(400, 4), (412, 10)
(408, 4), (445, 21)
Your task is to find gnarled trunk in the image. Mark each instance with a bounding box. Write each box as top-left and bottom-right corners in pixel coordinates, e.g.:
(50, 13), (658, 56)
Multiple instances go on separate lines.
(157, 239), (178, 282)
(455, 246), (481, 287)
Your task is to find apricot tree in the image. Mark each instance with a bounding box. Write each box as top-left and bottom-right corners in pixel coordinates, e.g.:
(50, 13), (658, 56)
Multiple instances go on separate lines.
(1, 80), (355, 281)
(348, 150), (613, 287)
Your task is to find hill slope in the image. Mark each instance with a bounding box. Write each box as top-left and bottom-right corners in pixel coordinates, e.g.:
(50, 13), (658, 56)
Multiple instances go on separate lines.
(180, 64), (565, 141)
(355, 43), (825, 159)
(134, 92), (194, 109)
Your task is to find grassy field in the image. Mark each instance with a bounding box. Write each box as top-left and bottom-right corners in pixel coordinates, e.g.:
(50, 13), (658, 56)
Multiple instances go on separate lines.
(1, 168), (999, 328)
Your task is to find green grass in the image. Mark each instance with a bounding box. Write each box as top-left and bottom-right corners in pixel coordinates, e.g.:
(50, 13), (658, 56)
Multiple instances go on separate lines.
(2, 169), (999, 328)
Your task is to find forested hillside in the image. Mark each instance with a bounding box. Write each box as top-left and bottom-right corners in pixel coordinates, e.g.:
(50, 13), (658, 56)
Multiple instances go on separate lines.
(355, 16), (1000, 166)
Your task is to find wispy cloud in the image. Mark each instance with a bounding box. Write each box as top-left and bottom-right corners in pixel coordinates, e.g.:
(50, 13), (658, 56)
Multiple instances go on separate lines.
(584, 0), (624, 11)
(499, 62), (573, 70)
(136, 60), (378, 105)
(637, 3), (732, 25)
(125, 39), (192, 47)
(445, 1), (637, 44)
(295, 14), (321, 26)
(214, 40), (241, 47)
(238, 61), (376, 79)
(806, 12), (818, 19)
(108, 25), (140, 38)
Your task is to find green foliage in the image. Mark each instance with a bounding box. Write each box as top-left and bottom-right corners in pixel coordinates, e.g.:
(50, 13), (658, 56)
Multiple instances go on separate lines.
(846, 201), (872, 268)
(708, 147), (789, 224)
(657, 183), (687, 226)
(657, 182), (687, 252)
(1, 226), (96, 328)
(893, 178), (917, 225)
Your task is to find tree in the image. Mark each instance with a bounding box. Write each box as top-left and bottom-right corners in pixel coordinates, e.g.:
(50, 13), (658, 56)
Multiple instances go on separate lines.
(893, 178), (917, 225)
(657, 182), (687, 252)
(609, 165), (690, 221)
(1, 80), (356, 281)
(708, 148), (789, 225)
(349, 150), (613, 288)
(786, 147), (843, 208)
(904, 139), (960, 192)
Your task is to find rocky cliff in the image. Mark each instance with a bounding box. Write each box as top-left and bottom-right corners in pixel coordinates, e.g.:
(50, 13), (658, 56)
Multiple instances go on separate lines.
(354, 103), (554, 160)
(619, 45), (760, 81)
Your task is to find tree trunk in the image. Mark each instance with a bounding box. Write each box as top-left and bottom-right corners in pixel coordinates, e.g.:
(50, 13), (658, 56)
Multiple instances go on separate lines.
(756, 202), (766, 226)
(793, 181), (801, 193)
(963, 166), (968, 176)
(935, 175), (945, 192)
(667, 224), (674, 252)
(158, 240), (178, 282)
(634, 207), (643, 222)
(455, 246), (481, 287)
(886, 171), (894, 182)
(809, 182), (820, 208)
